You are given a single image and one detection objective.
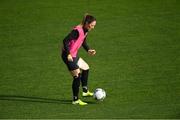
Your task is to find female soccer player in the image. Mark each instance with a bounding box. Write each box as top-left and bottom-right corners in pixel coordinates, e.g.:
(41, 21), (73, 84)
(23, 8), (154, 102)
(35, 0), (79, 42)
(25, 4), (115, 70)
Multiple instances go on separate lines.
(61, 14), (96, 105)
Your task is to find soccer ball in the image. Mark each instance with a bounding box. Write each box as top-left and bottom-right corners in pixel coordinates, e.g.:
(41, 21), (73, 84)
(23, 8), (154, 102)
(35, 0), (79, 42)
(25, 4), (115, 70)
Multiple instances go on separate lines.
(93, 88), (106, 101)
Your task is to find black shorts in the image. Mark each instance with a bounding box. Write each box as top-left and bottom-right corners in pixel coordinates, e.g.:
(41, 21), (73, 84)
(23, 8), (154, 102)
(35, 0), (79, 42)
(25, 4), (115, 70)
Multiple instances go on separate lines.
(61, 51), (79, 71)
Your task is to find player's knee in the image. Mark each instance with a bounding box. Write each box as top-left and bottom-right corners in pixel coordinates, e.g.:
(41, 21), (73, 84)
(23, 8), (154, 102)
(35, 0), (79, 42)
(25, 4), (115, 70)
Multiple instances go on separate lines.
(71, 69), (80, 78)
(74, 73), (80, 78)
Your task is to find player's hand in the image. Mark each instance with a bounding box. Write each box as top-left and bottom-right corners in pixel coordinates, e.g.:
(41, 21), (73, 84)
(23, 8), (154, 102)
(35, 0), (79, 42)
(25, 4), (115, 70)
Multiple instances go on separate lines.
(88, 49), (96, 56)
(67, 54), (73, 62)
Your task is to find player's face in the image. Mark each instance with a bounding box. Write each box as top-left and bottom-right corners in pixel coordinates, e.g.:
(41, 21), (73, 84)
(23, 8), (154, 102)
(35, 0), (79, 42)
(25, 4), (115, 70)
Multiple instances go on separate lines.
(87, 21), (96, 31)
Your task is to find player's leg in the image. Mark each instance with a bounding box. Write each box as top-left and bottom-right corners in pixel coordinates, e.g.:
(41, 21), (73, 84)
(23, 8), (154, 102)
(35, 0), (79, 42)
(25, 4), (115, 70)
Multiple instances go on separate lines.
(71, 68), (80, 101)
(61, 53), (87, 105)
(77, 58), (93, 96)
(71, 69), (87, 105)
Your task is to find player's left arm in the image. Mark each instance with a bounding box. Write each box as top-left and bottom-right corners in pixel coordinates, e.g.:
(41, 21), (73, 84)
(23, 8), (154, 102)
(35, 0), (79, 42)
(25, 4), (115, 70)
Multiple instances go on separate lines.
(82, 37), (96, 56)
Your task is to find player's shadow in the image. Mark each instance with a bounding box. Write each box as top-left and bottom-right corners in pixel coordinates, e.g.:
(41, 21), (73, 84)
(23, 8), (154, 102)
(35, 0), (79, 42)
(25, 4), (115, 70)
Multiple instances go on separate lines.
(0, 95), (72, 104)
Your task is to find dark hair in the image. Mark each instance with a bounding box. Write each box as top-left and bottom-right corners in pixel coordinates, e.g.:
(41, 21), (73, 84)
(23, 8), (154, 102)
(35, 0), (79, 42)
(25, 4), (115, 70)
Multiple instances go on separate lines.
(82, 14), (96, 25)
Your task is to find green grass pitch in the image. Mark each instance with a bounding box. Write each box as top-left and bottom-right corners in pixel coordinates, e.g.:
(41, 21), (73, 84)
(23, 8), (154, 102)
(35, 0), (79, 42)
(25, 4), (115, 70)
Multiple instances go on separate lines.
(0, 0), (179, 118)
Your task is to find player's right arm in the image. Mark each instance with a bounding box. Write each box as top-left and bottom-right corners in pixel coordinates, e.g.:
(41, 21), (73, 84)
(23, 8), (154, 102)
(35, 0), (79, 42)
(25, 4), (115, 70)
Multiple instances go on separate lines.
(67, 54), (73, 62)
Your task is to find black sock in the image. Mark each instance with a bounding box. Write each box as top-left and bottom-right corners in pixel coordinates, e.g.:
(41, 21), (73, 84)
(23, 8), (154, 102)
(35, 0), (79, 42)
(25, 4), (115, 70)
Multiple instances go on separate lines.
(81, 70), (89, 93)
(72, 73), (81, 101)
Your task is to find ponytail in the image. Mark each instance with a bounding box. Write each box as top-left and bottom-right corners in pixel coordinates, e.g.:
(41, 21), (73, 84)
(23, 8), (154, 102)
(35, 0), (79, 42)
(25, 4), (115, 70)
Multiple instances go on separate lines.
(81, 13), (96, 26)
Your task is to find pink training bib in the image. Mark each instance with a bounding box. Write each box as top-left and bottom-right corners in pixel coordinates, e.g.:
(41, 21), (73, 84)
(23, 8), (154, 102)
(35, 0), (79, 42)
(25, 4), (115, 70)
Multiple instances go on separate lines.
(69, 25), (87, 57)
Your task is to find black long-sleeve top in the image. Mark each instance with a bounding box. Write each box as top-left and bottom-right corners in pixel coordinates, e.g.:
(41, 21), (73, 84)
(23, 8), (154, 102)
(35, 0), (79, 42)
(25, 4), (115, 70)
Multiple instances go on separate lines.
(63, 27), (90, 55)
